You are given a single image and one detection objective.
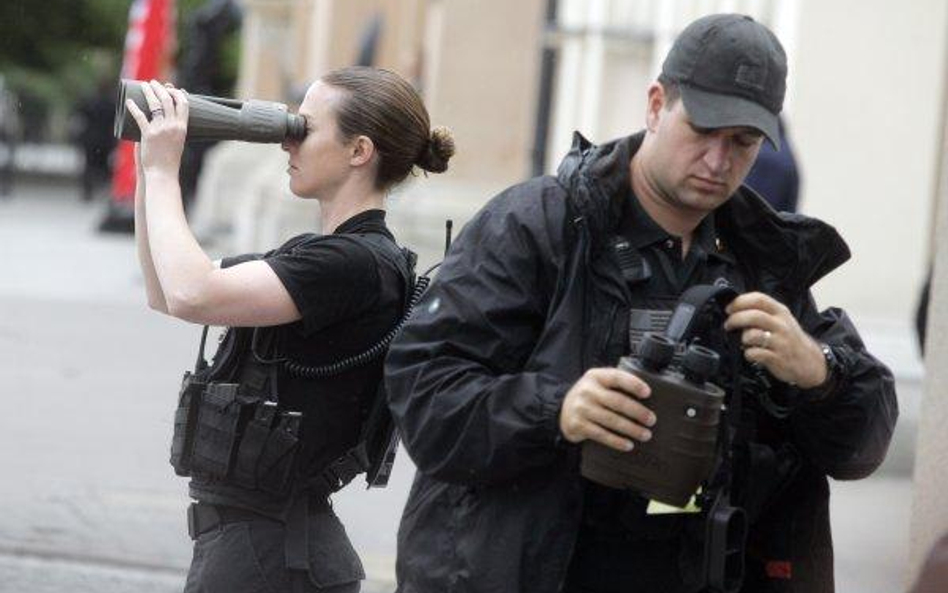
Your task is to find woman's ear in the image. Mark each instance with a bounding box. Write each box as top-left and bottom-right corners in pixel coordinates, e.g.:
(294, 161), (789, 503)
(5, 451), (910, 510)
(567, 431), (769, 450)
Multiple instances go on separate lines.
(350, 135), (376, 167)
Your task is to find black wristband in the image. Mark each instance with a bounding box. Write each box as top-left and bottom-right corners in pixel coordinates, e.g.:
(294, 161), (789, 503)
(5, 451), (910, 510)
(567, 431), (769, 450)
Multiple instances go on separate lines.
(800, 342), (842, 403)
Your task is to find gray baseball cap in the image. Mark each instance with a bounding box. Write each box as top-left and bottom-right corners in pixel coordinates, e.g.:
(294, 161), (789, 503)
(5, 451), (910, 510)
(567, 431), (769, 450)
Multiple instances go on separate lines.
(661, 14), (787, 148)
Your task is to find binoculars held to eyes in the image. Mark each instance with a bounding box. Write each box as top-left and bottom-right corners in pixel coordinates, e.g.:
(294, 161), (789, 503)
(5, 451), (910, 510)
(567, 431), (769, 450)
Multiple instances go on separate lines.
(113, 79), (308, 144)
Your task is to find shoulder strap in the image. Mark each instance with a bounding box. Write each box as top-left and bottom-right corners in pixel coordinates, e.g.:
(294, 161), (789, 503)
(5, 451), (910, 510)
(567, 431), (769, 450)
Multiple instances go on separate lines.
(354, 232), (417, 297)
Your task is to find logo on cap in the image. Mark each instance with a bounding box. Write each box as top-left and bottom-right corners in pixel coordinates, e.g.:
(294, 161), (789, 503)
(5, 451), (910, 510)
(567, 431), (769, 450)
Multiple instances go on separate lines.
(735, 62), (766, 92)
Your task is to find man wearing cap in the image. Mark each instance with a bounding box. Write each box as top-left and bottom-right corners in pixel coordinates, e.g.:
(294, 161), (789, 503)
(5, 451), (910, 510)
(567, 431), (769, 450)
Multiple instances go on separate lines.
(385, 14), (896, 593)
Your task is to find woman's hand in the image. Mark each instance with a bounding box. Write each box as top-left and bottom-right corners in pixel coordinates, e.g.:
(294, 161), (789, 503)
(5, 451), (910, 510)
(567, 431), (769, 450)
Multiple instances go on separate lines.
(125, 80), (189, 177)
(724, 291), (828, 388)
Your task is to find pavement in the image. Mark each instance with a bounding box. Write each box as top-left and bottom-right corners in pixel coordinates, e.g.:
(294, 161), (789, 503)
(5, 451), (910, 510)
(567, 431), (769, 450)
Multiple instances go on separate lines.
(0, 178), (921, 592)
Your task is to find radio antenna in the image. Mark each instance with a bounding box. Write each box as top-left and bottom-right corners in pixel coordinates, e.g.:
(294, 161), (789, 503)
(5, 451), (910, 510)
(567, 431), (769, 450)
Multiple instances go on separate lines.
(444, 220), (453, 257)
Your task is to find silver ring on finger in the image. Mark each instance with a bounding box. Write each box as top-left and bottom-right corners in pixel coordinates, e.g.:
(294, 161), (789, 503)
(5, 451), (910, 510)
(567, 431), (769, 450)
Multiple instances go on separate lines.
(761, 330), (772, 349)
(150, 107), (165, 118)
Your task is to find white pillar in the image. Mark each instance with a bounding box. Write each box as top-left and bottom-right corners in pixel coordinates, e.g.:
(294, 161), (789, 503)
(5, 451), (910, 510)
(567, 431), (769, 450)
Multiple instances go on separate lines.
(908, 17), (948, 582)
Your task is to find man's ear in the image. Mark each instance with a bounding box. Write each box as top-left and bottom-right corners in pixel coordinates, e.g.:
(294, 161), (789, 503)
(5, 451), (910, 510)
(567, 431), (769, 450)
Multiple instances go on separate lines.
(350, 135), (376, 167)
(645, 82), (666, 133)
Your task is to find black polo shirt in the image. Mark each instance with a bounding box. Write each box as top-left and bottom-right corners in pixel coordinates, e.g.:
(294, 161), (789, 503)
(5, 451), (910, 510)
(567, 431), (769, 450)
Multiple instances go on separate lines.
(619, 186), (741, 298)
(567, 190), (751, 592)
(189, 209), (406, 513)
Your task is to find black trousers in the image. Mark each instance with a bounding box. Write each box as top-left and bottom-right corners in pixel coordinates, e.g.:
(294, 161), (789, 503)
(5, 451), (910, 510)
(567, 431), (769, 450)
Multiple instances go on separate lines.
(562, 511), (709, 593)
(184, 518), (361, 593)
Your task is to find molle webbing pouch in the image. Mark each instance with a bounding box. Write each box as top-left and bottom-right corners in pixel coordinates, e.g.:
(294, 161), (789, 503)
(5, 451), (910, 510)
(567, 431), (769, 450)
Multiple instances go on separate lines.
(189, 382), (247, 480)
(254, 411), (301, 495)
(170, 325), (214, 476)
(170, 371), (206, 476)
(207, 390), (301, 495)
(232, 399), (278, 488)
(170, 325), (253, 477)
(169, 326), (303, 495)
(234, 355), (303, 495)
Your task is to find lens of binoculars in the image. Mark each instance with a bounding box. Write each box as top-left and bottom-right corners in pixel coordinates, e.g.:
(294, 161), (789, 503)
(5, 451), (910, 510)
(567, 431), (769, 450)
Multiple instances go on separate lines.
(113, 79), (307, 144)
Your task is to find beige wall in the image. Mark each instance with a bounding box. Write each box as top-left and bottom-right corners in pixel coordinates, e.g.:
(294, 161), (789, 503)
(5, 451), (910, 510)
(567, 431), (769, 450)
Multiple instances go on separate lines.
(792, 0), (948, 332)
(301, 0), (381, 79)
(236, 0), (296, 100)
(376, 0), (426, 82)
(422, 0), (546, 184)
(238, 0), (427, 100)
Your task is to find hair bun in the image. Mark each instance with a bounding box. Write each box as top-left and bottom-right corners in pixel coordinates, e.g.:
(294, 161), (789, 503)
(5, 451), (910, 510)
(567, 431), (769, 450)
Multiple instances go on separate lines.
(417, 126), (455, 173)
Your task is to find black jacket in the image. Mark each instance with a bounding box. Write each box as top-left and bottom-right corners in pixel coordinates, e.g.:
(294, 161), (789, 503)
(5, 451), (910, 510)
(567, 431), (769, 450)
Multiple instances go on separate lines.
(385, 133), (898, 593)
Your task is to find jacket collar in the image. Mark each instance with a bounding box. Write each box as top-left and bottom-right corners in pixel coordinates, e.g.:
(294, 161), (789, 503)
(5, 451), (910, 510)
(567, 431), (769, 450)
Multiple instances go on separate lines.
(556, 131), (851, 292)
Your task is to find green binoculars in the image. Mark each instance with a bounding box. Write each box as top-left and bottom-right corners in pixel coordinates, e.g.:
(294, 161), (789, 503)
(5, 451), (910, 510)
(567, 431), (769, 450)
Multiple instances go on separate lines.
(113, 79), (307, 144)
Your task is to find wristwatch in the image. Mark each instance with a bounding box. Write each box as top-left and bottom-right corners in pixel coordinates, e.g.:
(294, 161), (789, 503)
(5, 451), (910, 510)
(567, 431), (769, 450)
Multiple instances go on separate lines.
(807, 342), (842, 401)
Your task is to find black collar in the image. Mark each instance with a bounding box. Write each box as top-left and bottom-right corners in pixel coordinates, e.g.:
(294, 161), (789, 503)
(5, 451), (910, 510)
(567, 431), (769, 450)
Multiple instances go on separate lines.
(620, 188), (668, 250)
(333, 209), (391, 239)
(620, 185), (731, 263)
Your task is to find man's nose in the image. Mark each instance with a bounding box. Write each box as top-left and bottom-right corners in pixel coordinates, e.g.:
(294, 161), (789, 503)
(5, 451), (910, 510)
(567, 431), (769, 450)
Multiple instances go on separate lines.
(703, 137), (731, 175)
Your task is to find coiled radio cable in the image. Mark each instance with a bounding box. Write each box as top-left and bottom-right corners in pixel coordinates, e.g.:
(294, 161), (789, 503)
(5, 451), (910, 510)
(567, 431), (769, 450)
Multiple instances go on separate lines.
(277, 273), (431, 378)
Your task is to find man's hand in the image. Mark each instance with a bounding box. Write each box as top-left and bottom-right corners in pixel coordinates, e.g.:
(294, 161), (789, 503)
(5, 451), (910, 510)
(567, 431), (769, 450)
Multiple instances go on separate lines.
(559, 368), (657, 452)
(724, 291), (827, 388)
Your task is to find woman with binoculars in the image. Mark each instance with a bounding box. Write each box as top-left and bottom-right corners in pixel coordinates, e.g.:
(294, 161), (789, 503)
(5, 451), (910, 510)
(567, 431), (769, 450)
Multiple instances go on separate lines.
(126, 68), (454, 592)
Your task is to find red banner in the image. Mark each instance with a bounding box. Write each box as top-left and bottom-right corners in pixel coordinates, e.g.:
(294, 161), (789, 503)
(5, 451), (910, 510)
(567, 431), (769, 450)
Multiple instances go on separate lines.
(110, 0), (176, 204)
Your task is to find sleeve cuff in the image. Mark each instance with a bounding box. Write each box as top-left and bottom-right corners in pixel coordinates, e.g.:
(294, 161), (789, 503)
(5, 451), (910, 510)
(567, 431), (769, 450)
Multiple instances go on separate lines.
(797, 343), (852, 405)
(536, 380), (574, 449)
